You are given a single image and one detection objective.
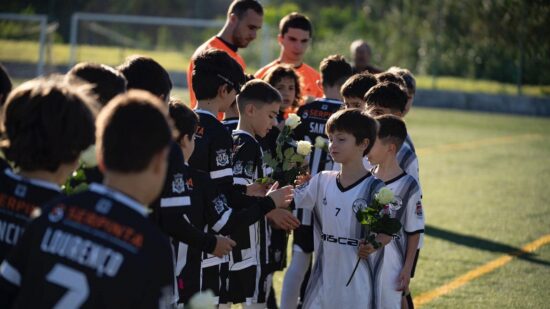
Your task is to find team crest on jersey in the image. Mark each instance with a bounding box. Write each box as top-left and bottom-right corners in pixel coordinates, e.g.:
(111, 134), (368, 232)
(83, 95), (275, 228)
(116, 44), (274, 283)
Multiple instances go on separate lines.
(215, 150), (230, 167)
(416, 200), (423, 217)
(233, 160), (243, 175)
(352, 198), (368, 214)
(322, 197), (327, 206)
(172, 173), (186, 194)
(321, 104), (328, 110)
(95, 198), (113, 214)
(14, 184), (27, 198)
(244, 161), (255, 178)
(48, 205), (65, 223)
(213, 194), (228, 214)
(301, 111), (309, 119)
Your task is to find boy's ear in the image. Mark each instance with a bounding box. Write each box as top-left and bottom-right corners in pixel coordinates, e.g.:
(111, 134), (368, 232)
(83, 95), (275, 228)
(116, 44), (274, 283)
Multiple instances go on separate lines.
(360, 137), (370, 152)
(244, 103), (255, 116)
(277, 34), (283, 45)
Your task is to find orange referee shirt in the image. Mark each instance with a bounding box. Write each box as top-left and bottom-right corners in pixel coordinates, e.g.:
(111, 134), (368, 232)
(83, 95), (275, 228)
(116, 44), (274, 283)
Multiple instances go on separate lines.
(255, 60), (324, 103)
(187, 36), (246, 116)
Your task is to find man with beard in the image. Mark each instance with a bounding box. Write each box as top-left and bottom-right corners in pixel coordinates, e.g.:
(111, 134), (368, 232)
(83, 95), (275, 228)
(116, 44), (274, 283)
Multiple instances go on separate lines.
(188, 0), (263, 114)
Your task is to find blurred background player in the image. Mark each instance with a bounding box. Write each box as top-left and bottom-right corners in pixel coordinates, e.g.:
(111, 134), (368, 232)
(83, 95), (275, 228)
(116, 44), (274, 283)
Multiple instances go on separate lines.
(255, 13), (323, 102)
(350, 39), (382, 74)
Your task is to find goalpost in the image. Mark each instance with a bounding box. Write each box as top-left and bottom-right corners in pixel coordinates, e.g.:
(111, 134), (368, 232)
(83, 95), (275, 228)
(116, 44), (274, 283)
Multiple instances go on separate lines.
(69, 12), (274, 86)
(0, 13), (49, 76)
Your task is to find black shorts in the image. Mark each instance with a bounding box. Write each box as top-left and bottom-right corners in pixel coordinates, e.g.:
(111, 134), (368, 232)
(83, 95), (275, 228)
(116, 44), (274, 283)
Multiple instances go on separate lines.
(201, 263), (229, 303)
(227, 265), (257, 304)
(176, 261), (200, 304)
(293, 224), (314, 253)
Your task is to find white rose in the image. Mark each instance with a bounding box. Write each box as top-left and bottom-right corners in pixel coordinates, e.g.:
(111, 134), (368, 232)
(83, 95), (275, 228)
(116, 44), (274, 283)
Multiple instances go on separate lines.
(376, 187), (394, 205)
(188, 290), (216, 309)
(296, 140), (312, 156)
(314, 136), (327, 149)
(285, 113), (301, 129)
(80, 144), (97, 167)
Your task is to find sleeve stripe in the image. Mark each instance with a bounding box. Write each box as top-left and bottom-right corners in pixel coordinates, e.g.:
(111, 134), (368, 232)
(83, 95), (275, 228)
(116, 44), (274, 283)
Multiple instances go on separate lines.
(233, 177), (251, 185)
(405, 229), (425, 235)
(0, 261), (21, 286)
(210, 168), (233, 179)
(211, 208), (233, 233)
(160, 196), (191, 208)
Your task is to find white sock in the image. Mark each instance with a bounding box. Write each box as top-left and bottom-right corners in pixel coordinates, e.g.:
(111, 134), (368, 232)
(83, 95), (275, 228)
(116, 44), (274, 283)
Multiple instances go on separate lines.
(280, 249), (312, 309)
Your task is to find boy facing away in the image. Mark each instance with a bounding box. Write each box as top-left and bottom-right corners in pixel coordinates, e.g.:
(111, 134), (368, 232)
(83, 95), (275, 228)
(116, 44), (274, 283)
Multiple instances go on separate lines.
(291, 109), (392, 308)
(367, 115), (425, 309)
(0, 90), (175, 308)
(0, 77), (96, 262)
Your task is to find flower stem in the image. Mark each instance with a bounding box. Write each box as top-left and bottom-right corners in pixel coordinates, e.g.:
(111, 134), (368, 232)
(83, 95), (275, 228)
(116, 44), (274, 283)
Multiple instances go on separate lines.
(345, 256), (361, 287)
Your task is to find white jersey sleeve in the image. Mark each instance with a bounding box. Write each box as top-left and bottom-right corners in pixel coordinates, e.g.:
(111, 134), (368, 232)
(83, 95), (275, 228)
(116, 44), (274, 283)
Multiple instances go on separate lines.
(292, 172), (321, 211)
(404, 188), (425, 234)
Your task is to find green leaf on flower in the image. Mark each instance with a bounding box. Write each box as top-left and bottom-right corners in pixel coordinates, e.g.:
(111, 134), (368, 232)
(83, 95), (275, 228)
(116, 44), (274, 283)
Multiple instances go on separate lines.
(284, 147), (295, 158)
(290, 154), (304, 163)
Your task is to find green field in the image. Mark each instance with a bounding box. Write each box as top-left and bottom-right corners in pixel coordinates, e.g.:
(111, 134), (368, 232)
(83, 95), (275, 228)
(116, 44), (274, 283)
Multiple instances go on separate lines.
(2, 39), (550, 97)
(270, 107), (550, 308)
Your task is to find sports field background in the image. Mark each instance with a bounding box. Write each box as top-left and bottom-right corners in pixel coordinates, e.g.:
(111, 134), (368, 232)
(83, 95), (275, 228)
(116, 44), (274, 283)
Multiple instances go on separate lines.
(269, 107), (550, 308)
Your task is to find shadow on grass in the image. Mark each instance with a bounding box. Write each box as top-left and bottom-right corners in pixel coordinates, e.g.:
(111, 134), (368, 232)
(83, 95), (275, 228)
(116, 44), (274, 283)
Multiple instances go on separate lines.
(425, 225), (550, 267)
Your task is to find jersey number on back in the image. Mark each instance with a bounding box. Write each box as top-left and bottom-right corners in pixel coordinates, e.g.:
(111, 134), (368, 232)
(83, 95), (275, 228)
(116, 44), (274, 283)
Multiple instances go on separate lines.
(46, 264), (90, 308)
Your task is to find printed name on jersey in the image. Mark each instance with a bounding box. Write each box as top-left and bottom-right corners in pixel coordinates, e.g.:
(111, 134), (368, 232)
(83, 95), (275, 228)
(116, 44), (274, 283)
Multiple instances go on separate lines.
(95, 199), (113, 214)
(212, 194), (228, 215)
(304, 109), (334, 120)
(41, 227), (124, 277)
(48, 205), (144, 249)
(0, 220), (24, 245)
(172, 173), (186, 194)
(352, 198), (369, 214)
(244, 161), (255, 178)
(321, 233), (359, 247)
(416, 200), (423, 217)
(233, 160), (243, 175)
(215, 149), (230, 167)
(0, 192), (40, 217)
(309, 122), (326, 135)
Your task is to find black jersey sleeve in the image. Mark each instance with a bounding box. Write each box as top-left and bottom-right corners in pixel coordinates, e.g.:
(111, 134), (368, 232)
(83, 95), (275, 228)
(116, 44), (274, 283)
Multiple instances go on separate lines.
(157, 205), (217, 254)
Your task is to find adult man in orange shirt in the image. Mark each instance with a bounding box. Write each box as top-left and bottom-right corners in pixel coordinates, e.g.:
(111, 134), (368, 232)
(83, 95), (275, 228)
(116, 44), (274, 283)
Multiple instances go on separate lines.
(255, 13), (323, 103)
(188, 0), (263, 110)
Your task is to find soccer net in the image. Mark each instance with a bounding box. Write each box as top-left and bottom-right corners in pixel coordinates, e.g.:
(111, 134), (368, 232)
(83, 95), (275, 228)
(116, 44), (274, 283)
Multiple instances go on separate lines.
(0, 13), (57, 78)
(69, 13), (276, 89)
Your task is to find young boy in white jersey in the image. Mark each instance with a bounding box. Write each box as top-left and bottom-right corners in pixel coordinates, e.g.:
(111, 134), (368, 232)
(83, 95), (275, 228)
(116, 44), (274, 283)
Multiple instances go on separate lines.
(291, 109), (393, 308)
(367, 115), (424, 309)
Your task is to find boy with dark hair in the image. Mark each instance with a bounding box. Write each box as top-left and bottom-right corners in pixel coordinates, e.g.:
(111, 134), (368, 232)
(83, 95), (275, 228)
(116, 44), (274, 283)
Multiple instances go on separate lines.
(118, 55), (172, 101)
(387, 66), (417, 118)
(291, 108), (392, 308)
(281, 54), (352, 308)
(376, 71), (407, 90)
(0, 77), (96, 261)
(0, 64), (12, 106)
(364, 82), (419, 179)
(188, 0), (264, 109)
(228, 79), (281, 307)
(255, 12), (323, 101)
(222, 74), (255, 132)
(154, 99), (293, 306)
(0, 90), (175, 308)
(367, 115), (424, 309)
(189, 49), (299, 305)
(67, 62), (127, 106)
(341, 72), (378, 109)
(0, 64), (13, 170)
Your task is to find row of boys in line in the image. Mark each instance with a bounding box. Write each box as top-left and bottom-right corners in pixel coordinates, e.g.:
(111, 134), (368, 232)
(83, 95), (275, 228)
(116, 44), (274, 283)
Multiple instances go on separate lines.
(0, 44), (423, 308)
